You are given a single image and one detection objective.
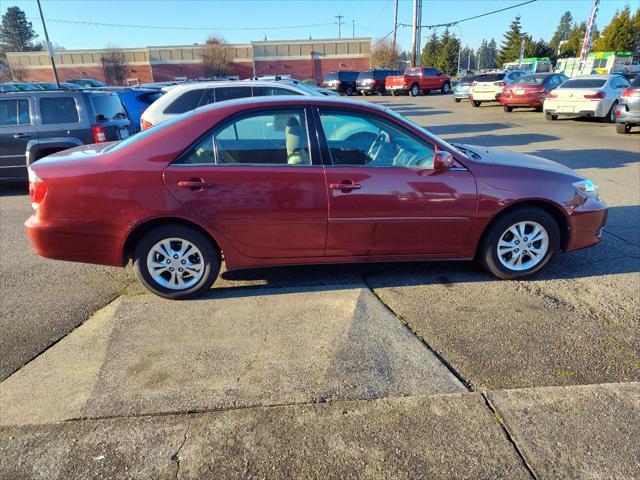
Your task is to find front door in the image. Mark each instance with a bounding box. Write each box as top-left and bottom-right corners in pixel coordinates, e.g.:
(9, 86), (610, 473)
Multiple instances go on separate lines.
(163, 107), (328, 259)
(316, 109), (477, 256)
(0, 96), (36, 179)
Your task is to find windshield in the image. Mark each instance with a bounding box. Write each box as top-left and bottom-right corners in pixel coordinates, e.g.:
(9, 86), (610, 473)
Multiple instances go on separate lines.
(324, 73), (338, 82)
(384, 107), (467, 160)
(90, 93), (126, 120)
(560, 79), (606, 89)
(515, 75), (548, 84)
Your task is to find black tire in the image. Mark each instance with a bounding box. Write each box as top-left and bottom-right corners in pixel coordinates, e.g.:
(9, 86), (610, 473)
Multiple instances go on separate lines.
(545, 112), (557, 121)
(391, 90), (397, 96)
(134, 224), (220, 299)
(479, 207), (560, 280)
(441, 82), (451, 94)
(503, 106), (513, 113)
(534, 106), (543, 112)
(454, 98), (461, 103)
(616, 123), (631, 134)
(410, 83), (420, 97)
(345, 85), (355, 96)
(472, 100), (481, 107)
(603, 101), (618, 123)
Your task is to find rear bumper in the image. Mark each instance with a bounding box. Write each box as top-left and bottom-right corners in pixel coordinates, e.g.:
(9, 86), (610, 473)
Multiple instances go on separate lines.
(356, 85), (377, 93)
(500, 96), (543, 107)
(566, 198), (608, 252)
(615, 105), (640, 124)
(469, 91), (501, 102)
(25, 214), (124, 267)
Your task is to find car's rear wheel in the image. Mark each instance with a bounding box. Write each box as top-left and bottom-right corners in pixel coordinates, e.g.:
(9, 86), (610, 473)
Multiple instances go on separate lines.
(616, 123), (631, 134)
(454, 97), (461, 103)
(503, 106), (513, 112)
(472, 101), (481, 107)
(345, 85), (355, 96)
(604, 101), (618, 123)
(410, 83), (420, 96)
(545, 112), (557, 121)
(480, 207), (560, 280)
(134, 225), (220, 299)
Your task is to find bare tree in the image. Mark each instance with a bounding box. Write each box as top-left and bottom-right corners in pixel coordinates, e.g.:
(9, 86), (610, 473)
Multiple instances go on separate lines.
(371, 37), (400, 69)
(201, 35), (233, 77)
(101, 45), (128, 85)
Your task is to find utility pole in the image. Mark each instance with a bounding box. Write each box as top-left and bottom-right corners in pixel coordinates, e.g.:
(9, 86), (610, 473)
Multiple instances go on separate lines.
(467, 49), (471, 72)
(352, 20), (355, 38)
(392, 0), (399, 56)
(335, 15), (344, 39)
(410, 0), (422, 67)
(36, 0), (60, 88)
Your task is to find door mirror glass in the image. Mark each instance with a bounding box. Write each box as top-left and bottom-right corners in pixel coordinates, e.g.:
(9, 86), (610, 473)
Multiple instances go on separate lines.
(433, 150), (454, 170)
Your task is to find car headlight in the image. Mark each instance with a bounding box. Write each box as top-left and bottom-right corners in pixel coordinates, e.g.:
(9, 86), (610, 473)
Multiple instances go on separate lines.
(573, 179), (600, 200)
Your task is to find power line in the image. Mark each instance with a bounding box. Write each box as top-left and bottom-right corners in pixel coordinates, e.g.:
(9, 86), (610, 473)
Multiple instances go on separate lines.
(26, 17), (337, 31)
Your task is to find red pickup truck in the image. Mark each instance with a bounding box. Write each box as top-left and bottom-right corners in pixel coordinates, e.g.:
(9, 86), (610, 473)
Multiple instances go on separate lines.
(385, 67), (452, 96)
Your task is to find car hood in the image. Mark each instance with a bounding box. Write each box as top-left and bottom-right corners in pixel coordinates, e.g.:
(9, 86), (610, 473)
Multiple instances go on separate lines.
(454, 144), (581, 177)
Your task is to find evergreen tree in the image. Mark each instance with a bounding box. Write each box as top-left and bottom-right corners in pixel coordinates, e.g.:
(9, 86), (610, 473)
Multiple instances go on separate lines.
(549, 11), (573, 54)
(436, 28), (461, 74)
(459, 45), (476, 72)
(592, 6), (638, 52)
(419, 31), (439, 67)
(477, 38), (498, 70)
(0, 6), (39, 62)
(525, 38), (553, 59)
(496, 15), (525, 67)
(559, 22), (586, 58)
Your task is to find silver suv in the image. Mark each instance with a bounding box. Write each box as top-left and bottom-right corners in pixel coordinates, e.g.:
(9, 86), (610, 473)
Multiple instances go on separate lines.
(0, 89), (132, 180)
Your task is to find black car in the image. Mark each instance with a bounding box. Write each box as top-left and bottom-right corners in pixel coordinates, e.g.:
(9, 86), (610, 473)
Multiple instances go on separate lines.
(356, 69), (402, 95)
(0, 90), (132, 180)
(322, 71), (360, 96)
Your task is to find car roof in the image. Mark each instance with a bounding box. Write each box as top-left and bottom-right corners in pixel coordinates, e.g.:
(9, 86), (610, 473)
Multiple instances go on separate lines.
(570, 74), (616, 79)
(161, 79), (316, 95)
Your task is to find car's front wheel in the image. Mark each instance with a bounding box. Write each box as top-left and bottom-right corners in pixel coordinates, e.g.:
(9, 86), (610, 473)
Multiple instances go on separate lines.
(134, 225), (220, 299)
(479, 207), (560, 280)
(503, 106), (513, 112)
(603, 101), (618, 123)
(441, 82), (451, 94)
(616, 123), (632, 134)
(472, 100), (481, 107)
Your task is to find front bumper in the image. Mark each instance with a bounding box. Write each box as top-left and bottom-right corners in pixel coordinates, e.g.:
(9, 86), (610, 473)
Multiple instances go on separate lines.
(566, 198), (608, 252)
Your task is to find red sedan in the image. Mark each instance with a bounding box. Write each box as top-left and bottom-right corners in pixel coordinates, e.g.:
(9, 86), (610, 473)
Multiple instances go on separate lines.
(500, 73), (569, 112)
(26, 97), (607, 299)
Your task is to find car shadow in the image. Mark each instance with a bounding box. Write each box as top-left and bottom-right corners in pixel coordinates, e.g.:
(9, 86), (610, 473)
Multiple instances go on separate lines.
(455, 133), (559, 147)
(531, 148), (640, 169)
(426, 123), (513, 135)
(204, 205), (639, 300)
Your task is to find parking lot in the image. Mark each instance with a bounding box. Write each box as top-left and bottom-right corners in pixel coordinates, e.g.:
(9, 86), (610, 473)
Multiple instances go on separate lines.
(1, 93), (639, 478)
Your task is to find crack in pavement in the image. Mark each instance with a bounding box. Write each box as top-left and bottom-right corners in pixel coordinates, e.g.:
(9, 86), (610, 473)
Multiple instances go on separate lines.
(481, 391), (539, 480)
(361, 274), (474, 392)
(602, 229), (640, 249)
(171, 414), (192, 480)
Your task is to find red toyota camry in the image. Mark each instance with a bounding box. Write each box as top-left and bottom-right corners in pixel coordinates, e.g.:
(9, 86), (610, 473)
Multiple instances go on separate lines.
(25, 96), (607, 299)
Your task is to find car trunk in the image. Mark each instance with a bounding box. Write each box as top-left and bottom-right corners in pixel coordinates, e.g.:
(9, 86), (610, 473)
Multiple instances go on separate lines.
(88, 93), (132, 141)
(552, 88), (604, 104)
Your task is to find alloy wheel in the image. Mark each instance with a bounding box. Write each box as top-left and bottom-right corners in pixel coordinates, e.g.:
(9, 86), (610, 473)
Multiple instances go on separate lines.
(496, 221), (549, 272)
(146, 237), (204, 290)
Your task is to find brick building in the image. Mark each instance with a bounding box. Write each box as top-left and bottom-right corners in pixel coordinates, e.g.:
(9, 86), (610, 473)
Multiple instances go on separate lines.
(5, 37), (371, 85)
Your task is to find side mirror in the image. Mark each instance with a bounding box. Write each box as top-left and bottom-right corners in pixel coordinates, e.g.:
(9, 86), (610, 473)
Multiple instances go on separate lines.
(433, 150), (454, 170)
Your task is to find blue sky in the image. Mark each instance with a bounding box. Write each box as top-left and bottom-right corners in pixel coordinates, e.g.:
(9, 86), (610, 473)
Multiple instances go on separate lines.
(4, 0), (634, 51)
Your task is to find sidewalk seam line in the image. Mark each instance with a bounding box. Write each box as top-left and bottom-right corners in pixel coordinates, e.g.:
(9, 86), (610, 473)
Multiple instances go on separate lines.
(481, 391), (539, 480)
(362, 275), (474, 392)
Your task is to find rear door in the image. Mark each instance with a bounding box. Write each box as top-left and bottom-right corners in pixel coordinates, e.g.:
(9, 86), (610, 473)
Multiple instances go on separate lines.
(0, 96), (36, 179)
(163, 106), (328, 259)
(423, 68), (439, 89)
(87, 92), (131, 140)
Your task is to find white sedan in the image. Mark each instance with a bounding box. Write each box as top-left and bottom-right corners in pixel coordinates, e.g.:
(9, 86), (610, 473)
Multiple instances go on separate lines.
(544, 74), (630, 122)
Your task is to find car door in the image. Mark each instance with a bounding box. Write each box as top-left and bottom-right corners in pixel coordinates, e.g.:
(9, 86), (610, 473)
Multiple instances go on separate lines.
(316, 108), (477, 256)
(0, 96), (37, 179)
(163, 106), (328, 259)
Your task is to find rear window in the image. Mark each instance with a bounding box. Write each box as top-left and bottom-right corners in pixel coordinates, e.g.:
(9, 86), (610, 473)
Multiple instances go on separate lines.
(560, 79), (606, 89)
(357, 71), (374, 81)
(405, 69), (420, 77)
(460, 76), (476, 83)
(0, 99), (30, 126)
(40, 97), (79, 124)
(475, 73), (505, 82)
(324, 73), (338, 82)
(515, 75), (548, 84)
(137, 91), (163, 105)
(339, 72), (358, 81)
(90, 94), (125, 120)
(164, 89), (205, 114)
(631, 74), (640, 87)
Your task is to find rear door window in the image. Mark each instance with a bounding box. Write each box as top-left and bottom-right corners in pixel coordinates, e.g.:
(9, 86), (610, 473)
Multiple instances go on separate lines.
(164, 89), (205, 114)
(90, 94), (126, 121)
(0, 99), (30, 126)
(424, 68), (438, 76)
(40, 97), (79, 124)
(137, 91), (163, 105)
(253, 86), (303, 96)
(214, 86), (252, 103)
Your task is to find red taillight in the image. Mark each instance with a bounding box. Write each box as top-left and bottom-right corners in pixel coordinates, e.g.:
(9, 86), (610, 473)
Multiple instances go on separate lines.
(28, 169), (47, 209)
(621, 88), (640, 97)
(584, 91), (605, 100)
(140, 118), (153, 131)
(92, 124), (107, 143)
(546, 92), (558, 99)
(494, 81), (506, 87)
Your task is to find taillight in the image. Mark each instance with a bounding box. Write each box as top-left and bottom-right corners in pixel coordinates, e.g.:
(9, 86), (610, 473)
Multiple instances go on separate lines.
(494, 81), (506, 87)
(584, 91), (605, 100)
(546, 92), (558, 99)
(471, 82), (478, 86)
(92, 124), (107, 143)
(621, 88), (640, 97)
(28, 169), (47, 210)
(140, 118), (153, 131)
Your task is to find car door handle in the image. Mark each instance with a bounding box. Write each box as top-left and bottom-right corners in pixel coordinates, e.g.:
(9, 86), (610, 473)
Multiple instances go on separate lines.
(329, 180), (361, 191)
(177, 179), (213, 190)
(13, 133), (31, 138)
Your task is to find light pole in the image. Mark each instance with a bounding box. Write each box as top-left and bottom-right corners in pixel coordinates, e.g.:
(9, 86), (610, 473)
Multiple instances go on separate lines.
(36, 0), (60, 88)
(451, 24), (463, 77)
(335, 15), (344, 39)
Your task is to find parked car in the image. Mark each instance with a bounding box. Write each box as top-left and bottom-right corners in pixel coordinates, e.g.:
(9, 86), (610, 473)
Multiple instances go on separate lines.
(469, 70), (526, 106)
(25, 96), (607, 299)
(500, 73), (569, 112)
(356, 69), (402, 95)
(385, 67), (452, 96)
(65, 78), (107, 88)
(0, 90), (132, 180)
(543, 74), (630, 122)
(453, 74), (478, 102)
(140, 80), (324, 130)
(0, 83), (20, 93)
(98, 87), (163, 132)
(614, 74), (640, 134)
(322, 71), (360, 96)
